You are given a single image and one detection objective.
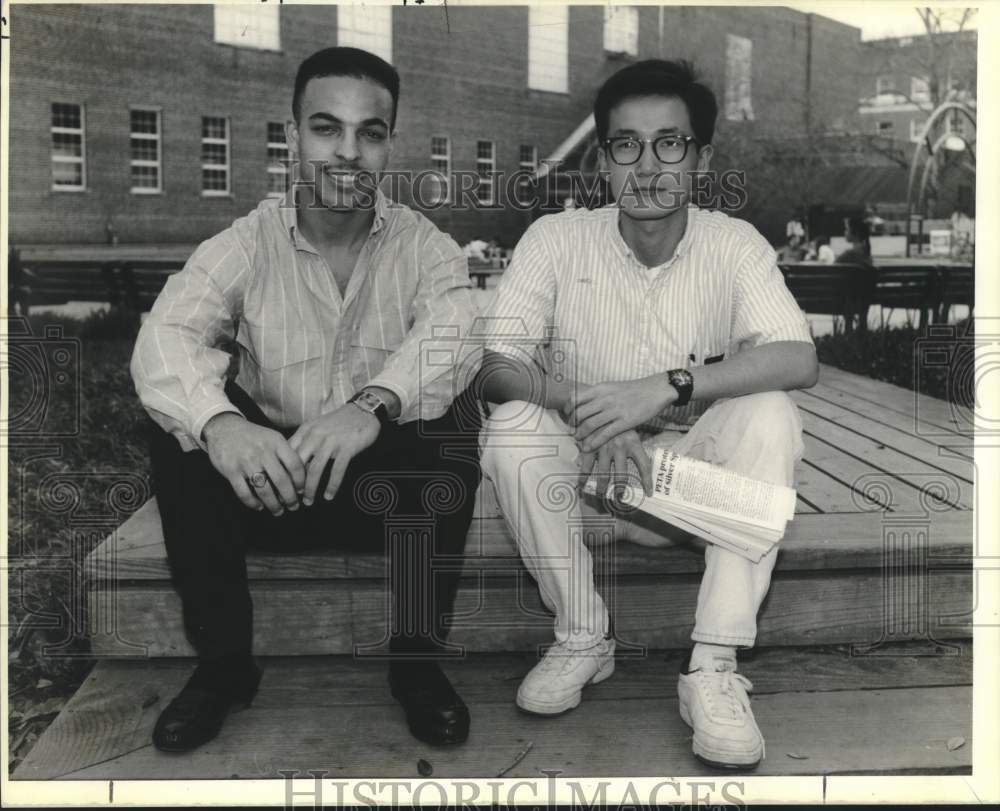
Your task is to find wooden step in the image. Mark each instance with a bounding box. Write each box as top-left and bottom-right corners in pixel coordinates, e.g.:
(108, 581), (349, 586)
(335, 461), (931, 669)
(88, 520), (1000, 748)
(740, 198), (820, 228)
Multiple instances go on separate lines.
(86, 503), (973, 656)
(83, 365), (976, 655)
(13, 646), (972, 780)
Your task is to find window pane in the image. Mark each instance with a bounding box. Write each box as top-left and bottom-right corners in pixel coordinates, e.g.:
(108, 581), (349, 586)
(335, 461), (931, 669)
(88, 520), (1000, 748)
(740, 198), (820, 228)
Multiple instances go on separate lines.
(431, 136), (448, 155)
(268, 121), (286, 143)
(52, 132), (82, 158)
(131, 138), (159, 162)
(202, 117), (227, 139)
(201, 142), (227, 165)
(202, 169), (228, 190)
(52, 103), (81, 129)
(53, 162), (83, 186)
(131, 109), (158, 134)
(477, 141), (493, 160)
(268, 171), (288, 195)
(130, 165), (159, 187)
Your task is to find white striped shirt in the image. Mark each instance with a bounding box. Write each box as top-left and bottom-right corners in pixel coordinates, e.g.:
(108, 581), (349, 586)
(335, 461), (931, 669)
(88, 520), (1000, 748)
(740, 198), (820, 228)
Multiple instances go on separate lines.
(485, 205), (813, 432)
(131, 191), (480, 451)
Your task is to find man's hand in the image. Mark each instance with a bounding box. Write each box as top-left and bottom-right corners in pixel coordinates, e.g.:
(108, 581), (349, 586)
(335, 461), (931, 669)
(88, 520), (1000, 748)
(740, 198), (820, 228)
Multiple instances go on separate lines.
(288, 403), (381, 506)
(566, 376), (675, 452)
(203, 413), (306, 515)
(577, 429), (653, 500)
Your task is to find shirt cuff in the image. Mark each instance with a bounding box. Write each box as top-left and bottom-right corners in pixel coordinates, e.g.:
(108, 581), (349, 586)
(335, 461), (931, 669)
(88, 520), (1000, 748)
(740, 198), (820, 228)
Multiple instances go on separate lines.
(191, 401), (245, 452)
(366, 373), (412, 424)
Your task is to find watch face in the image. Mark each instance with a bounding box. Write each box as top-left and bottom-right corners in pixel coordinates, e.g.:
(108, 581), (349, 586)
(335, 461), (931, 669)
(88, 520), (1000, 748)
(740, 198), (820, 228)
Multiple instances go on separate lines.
(353, 391), (383, 412)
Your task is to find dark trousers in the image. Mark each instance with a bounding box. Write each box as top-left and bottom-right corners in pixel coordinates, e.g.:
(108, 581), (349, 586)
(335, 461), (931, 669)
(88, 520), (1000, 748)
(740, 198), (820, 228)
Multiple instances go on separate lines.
(148, 382), (482, 662)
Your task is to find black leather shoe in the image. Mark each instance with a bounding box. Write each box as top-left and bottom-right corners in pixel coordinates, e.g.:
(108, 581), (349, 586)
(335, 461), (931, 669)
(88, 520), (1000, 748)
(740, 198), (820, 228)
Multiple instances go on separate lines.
(153, 660), (261, 753)
(389, 661), (470, 746)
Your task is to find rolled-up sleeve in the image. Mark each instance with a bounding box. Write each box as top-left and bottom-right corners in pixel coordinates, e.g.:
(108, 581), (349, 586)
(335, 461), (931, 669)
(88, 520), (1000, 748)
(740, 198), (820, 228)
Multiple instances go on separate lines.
(731, 241), (814, 348)
(368, 229), (481, 423)
(130, 234), (249, 450)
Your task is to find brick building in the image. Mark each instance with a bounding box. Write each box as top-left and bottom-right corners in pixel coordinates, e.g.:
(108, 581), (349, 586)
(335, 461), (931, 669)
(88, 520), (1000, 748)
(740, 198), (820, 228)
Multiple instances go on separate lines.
(858, 29), (977, 144)
(9, 4), (863, 247)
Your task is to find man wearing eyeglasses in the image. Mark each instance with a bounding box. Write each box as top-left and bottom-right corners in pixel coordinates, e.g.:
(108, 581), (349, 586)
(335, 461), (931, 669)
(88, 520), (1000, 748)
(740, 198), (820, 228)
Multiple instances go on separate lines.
(478, 60), (817, 770)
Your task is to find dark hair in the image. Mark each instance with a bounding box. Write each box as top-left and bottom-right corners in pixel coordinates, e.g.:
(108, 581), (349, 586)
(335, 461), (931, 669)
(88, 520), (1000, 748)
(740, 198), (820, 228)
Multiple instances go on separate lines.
(846, 216), (871, 256)
(594, 59), (718, 146)
(293, 47), (400, 128)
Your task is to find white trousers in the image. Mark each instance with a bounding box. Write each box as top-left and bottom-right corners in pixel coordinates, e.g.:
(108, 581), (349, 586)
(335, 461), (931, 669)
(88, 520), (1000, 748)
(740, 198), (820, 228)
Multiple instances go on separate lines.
(480, 392), (805, 649)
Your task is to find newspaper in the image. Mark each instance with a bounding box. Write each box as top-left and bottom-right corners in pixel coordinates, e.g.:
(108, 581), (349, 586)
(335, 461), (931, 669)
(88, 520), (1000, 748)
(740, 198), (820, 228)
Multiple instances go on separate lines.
(583, 449), (797, 562)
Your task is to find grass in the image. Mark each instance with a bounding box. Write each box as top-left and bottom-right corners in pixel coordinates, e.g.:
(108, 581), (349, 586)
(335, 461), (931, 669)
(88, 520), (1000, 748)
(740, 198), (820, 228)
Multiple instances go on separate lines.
(7, 307), (149, 773)
(5, 305), (975, 773)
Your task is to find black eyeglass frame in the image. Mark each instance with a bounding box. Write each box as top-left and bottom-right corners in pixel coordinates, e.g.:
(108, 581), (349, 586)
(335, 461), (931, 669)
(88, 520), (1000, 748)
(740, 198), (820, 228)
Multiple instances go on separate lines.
(601, 134), (701, 166)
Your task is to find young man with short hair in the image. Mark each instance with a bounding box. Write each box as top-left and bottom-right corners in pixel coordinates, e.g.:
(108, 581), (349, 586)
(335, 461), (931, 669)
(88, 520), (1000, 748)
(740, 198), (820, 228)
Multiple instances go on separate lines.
(132, 47), (482, 752)
(479, 60), (817, 769)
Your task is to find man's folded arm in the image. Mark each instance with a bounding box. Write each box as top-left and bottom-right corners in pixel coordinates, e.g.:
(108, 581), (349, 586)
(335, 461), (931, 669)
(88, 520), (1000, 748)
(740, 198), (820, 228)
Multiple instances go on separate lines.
(130, 238), (248, 451)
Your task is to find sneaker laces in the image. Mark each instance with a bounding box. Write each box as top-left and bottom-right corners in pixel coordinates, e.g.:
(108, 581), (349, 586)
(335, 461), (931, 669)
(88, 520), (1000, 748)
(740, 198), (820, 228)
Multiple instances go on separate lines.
(697, 667), (754, 721)
(536, 640), (606, 677)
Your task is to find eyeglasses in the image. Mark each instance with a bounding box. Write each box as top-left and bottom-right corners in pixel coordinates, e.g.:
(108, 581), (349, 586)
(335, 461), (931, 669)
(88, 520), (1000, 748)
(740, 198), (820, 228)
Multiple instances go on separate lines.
(602, 134), (699, 166)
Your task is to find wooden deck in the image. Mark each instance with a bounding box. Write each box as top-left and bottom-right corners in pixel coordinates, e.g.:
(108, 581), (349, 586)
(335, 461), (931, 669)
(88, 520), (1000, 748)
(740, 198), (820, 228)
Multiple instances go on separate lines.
(13, 363), (976, 778)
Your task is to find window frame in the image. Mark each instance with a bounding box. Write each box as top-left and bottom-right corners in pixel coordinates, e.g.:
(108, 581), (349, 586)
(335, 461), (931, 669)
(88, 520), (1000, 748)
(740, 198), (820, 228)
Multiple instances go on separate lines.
(266, 121), (290, 199)
(910, 75), (931, 103)
(876, 74), (896, 96)
(877, 120), (894, 137)
(476, 139), (497, 206)
(129, 106), (163, 195)
(430, 135), (452, 205)
(50, 102), (86, 193)
(201, 115), (231, 198)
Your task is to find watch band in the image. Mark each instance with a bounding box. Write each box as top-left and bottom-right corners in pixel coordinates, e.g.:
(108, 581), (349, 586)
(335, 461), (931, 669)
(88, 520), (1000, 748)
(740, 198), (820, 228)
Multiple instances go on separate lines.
(666, 368), (694, 408)
(348, 389), (391, 426)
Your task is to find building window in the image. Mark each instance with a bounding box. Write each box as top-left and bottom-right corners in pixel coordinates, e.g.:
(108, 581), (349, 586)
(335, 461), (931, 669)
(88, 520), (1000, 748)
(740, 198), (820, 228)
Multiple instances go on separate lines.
(910, 119), (926, 142)
(911, 75), (930, 103)
(51, 102), (85, 191)
(603, 6), (638, 56)
(877, 120), (894, 137)
(476, 140), (496, 206)
(201, 116), (230, 196)
(528, 6), (569, 93)
(724, 34), (754, 121)
(519, 144), (537, 173)
(214, 5), (280, 51)
(267, 121), (289, 198)
(337, 6), (392, 63)
(876, 74), (896, 96)
(130, 108), (162, 194)
(429, 135), (451, 204)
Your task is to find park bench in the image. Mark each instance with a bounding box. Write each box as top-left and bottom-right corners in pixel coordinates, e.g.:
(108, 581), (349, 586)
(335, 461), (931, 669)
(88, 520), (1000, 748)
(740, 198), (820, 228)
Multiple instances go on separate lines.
(870, 264), (941, 329)
(8, 248), (186, 314)
(935, 263), (974, 323)
(14, 364), (975, 779)
(778, 262), (872, 331)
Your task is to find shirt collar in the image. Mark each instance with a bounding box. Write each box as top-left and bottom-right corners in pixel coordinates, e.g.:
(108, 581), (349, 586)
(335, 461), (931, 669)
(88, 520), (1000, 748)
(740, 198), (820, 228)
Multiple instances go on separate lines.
(606, 204), (698, 267)
(281, 187), (391, 252)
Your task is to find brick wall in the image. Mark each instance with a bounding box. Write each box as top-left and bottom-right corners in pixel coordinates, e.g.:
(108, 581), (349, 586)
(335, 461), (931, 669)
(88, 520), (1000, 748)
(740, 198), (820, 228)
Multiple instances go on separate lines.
(9, 4), (864, 247)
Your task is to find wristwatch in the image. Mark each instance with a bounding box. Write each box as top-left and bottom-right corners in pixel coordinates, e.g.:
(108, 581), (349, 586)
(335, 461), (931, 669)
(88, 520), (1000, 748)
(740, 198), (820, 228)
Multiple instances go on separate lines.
(348, 389), (391, 426)
(665, 368), (694, 407)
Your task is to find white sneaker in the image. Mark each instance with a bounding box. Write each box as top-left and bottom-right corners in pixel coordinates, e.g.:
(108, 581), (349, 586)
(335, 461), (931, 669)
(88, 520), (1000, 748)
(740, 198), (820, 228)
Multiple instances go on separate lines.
(678, 662), (764, 769)
(516, 638), (615, 715)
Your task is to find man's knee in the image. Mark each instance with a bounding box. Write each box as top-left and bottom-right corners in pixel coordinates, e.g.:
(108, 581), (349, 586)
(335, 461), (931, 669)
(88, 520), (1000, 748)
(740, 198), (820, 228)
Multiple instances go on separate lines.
(480, 400), (572, 481)
(726, 391), (803, 459)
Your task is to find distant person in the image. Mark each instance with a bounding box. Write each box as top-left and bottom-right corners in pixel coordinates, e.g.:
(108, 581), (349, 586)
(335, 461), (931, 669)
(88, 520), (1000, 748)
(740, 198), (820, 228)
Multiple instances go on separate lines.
(777, 233), (805, 264)
(132, 47), (482, 753)
(836, 216), (874, 268)
(804, 235), (834, 264)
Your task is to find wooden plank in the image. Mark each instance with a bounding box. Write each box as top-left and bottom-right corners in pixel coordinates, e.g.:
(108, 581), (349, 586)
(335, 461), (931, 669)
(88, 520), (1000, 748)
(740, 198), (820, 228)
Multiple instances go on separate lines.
(90, 568), (972, 656)
(15, 655), (970, 780)
(792, 388), (975, 482)
(814, 366), (970, 439)
(798, 410), (972, 510)
(87, 503), (973, 583)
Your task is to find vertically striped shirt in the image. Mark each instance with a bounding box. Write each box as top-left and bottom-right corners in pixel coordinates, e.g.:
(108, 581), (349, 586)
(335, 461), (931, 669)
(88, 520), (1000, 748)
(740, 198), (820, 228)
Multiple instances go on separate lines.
(485, 205), (813, 432)
(131, 191), (480, 451)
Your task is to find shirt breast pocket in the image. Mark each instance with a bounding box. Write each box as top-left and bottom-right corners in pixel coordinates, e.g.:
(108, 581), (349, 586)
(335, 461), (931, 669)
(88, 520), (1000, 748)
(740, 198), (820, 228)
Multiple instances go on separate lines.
(348, 306), (408, 389)
(238, 322), (323, 372)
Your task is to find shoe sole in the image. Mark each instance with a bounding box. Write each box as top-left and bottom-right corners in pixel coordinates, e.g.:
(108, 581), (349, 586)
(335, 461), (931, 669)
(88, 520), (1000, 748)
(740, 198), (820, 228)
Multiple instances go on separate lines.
(678, 700), (762, 770)
(515, 658), (615, 716)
